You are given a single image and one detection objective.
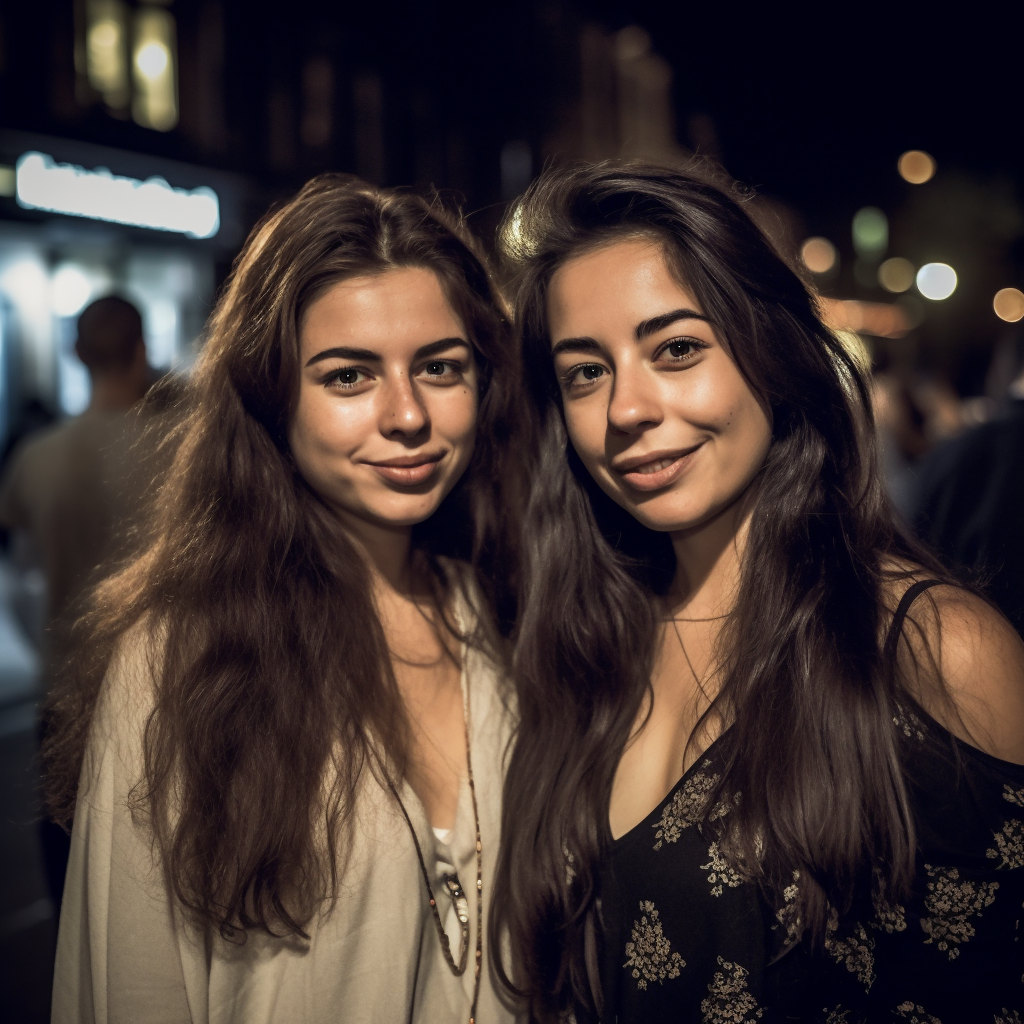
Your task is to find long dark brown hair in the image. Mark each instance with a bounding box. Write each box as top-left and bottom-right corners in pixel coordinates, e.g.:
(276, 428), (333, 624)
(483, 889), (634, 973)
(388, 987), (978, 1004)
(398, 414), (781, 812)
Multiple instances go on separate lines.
(43, 174), (520, 941)
(490, 163), (954, 1019)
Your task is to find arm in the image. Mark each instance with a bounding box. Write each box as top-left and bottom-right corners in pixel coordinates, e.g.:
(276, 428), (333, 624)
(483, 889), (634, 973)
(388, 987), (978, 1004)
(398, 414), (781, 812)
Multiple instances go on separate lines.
(52, 634), (195, 1024)
(898, 583), (1024, 764)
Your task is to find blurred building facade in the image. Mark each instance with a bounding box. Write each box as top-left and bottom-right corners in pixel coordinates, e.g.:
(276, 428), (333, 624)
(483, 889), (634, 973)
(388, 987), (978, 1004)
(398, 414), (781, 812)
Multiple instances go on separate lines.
(0, 0), (693, 452)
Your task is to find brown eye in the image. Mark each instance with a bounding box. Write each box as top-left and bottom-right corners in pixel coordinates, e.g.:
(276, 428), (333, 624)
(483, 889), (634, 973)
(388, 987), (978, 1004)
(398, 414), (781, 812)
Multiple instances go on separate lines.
(666, 341), (695, 358)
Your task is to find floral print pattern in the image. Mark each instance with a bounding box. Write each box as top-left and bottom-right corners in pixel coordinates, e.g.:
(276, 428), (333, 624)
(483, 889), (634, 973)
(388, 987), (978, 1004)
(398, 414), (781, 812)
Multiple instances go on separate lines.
(920, 864), (999, 959)
(701, 841), (744, 897)
(652, 765), (719, 850)
(1002, 785), (1024, 808)
(825, 911), (876, 990)
(700, 957), (763, 1023)
(624, 901), (685, 990)
(871, 889), (907, 934)
(893, 700), (925, 742)
(986, 819), (1024, 870)
(894, 1003), (943, 1023)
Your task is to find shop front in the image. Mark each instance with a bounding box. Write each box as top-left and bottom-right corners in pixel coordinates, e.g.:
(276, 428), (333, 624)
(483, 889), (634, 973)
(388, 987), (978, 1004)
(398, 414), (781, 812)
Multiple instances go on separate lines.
(0, 130), (247, 447)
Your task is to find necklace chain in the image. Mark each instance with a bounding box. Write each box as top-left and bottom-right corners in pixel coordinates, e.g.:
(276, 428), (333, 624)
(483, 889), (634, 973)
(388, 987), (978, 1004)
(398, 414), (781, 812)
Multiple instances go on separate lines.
(391, 677), (482, 1024)
(671, 616), (705, 686)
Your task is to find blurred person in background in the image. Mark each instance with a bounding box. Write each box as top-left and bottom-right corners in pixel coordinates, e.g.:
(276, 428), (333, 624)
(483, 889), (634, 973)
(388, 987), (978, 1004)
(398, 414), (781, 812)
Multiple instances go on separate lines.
(912, 328), (1024, 634)
(492, 164), (1024, 1023)
(0, 295), (151, 646)
(0, 295), (152, 910)
(43, 177), (523, 1024)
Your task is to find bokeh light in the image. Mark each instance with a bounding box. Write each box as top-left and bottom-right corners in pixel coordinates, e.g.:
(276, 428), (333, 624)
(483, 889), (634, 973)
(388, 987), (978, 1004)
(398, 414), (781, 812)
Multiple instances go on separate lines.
(917, 263), (957, 300)
(135, 41), (169, 81)
(898, 150), (936, 184)
(852, 207), (888, 258)
(994, 288), (1024, 323)
(800, 236), (837, 275)
(878, 257), (916, 293)
(50, 265), (93, 318)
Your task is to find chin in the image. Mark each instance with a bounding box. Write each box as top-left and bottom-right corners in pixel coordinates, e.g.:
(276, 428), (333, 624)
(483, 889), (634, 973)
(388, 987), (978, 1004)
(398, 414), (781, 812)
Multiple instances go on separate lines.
(367, 495), (447, 528)
(612, 492), (710, 533)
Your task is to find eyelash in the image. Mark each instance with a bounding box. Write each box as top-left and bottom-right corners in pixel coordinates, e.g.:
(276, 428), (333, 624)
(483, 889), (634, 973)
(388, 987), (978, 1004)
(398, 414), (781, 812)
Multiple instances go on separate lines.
(320, 360), (466, 390)
(558, 338), (707, 389)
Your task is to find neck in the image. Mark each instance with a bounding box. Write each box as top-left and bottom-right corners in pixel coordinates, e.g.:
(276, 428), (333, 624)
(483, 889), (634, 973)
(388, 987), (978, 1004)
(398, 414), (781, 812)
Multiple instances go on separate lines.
(87, 374), (144, 413)
(668, 495), (751, 619)
(337, 510), (415, 595)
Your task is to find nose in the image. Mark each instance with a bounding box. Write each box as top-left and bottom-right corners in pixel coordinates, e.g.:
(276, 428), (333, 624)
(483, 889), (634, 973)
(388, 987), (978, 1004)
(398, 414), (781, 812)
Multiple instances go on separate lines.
(607, 362), (663, 434)
(380, 373), (429, 438)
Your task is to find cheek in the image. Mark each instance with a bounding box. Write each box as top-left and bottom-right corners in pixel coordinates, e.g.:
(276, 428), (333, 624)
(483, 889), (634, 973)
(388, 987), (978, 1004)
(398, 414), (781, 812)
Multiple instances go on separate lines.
(433, 386), (479, 445)
(562, 401), (606, 464)
(289, 392), (374, 468)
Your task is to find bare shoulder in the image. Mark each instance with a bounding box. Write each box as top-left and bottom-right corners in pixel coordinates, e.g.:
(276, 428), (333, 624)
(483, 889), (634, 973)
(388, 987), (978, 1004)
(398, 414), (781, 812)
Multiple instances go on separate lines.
(890, 578), (1024, 764)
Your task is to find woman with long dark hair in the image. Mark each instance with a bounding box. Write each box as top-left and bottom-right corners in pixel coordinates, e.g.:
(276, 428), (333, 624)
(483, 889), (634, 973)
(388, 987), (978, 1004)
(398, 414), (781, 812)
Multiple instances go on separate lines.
(492, 163), (1024, 1022)
(45, 175), (521, 1023)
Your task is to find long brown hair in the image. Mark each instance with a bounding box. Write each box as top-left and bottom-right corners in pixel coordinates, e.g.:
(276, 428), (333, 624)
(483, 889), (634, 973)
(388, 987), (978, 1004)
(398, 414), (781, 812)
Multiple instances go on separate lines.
(490, 163), (955, 1019)
(43, 174), (519, 941)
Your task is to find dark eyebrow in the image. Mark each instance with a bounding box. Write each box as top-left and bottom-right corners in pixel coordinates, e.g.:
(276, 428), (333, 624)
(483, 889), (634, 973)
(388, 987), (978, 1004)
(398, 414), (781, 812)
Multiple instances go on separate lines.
(550, 337), (602, 359)
(304, 337), (468, 368)
(635, 308), (709, 340)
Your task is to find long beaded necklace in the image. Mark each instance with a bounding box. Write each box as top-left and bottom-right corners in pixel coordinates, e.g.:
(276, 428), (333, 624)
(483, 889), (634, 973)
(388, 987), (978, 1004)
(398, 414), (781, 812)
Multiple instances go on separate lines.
(390, 672), (482, 1024)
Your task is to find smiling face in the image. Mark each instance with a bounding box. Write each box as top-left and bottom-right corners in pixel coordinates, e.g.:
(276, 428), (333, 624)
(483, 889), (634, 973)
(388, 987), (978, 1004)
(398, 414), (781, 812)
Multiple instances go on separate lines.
(547, 237), (772, 533)
(288, 266), (479, 532)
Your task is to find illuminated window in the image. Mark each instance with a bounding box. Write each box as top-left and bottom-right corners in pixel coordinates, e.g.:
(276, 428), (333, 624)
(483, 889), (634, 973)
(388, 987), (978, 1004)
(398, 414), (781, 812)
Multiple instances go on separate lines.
(132, 4), (178, 131)
(84, 0), (130, 110)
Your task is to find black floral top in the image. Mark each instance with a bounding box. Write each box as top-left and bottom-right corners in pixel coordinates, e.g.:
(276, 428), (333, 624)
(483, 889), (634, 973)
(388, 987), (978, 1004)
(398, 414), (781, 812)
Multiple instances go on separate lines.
(598, 585), (1024, 1023)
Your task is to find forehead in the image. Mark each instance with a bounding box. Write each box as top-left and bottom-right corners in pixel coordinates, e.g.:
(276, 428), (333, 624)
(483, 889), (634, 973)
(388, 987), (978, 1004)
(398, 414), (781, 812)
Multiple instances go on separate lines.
(547, 238), (700, 335)
(299, 267), (463, 354)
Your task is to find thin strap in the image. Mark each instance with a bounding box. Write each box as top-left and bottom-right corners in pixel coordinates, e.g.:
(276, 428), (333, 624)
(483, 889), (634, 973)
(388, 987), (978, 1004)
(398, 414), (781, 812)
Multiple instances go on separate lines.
(884, 578), (944, 662)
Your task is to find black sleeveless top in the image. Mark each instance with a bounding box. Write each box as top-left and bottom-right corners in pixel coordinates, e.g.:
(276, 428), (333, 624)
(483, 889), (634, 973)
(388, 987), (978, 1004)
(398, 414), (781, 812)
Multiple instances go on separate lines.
(598, 581), (1024, 1023)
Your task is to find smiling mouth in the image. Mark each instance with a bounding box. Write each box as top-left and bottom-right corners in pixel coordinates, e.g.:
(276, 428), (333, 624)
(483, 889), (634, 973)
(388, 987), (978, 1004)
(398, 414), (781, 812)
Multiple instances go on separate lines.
(631, 456), (680, 475)
(613, 444), (703, 492)
(365, 452), (445, 486)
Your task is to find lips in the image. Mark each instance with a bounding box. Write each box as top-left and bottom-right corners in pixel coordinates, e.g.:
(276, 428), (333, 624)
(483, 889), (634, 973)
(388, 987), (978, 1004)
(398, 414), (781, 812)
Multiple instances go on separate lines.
(365, 452), (445, 486)
(612, 444), (703, 492)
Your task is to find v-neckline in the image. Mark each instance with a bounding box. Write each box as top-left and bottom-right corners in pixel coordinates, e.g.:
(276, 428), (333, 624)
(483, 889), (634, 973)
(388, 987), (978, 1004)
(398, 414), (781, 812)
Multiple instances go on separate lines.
(608, 728), (731, 849)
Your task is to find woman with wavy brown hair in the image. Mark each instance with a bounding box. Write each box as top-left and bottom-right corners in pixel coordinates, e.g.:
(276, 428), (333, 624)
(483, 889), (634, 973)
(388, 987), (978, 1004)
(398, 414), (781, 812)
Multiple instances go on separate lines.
(45, 175), (521, 1024)
(491, 163), (1024, 1022)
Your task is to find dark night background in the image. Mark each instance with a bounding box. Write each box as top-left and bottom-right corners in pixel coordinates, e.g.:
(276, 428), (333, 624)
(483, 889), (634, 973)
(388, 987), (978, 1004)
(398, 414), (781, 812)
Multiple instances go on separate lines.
(0, 2), (1021, 1018)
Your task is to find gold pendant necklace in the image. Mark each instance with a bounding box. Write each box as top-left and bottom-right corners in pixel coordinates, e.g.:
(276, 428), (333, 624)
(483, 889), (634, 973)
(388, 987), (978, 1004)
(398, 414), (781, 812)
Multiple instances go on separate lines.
(391, 681), (482, 1024)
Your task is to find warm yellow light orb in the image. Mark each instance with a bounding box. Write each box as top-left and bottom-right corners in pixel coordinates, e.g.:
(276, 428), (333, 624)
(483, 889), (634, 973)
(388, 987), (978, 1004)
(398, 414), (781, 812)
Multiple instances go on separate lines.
(800, 236), (837, 275)
(878, 257), (916, 293)
(994, 287), (1024, 323)
(898, 150), (936, 185)
(135, 41), (169, 80)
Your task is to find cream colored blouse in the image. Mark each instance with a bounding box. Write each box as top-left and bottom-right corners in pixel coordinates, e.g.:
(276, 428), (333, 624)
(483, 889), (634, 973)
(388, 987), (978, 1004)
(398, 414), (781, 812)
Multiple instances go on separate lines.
(52, 595), (518, 1024)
